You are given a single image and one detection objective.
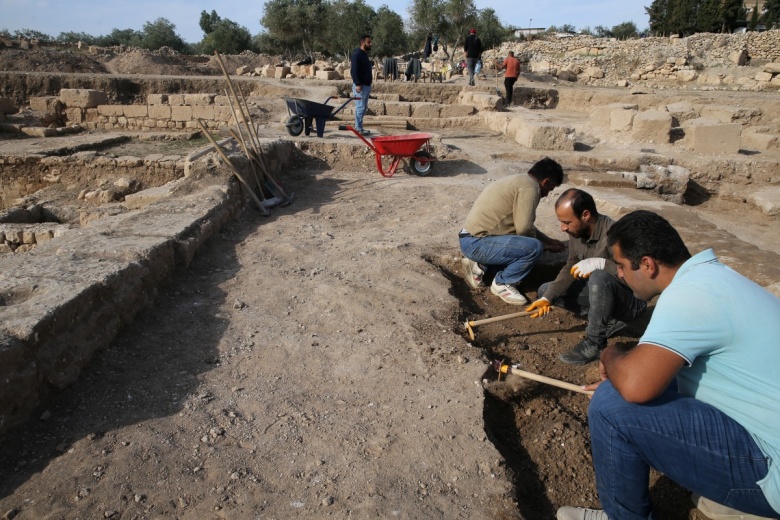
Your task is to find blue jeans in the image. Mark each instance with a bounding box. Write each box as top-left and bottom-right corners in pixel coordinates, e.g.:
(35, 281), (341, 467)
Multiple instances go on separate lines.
(589, 382), (777, 519)
(460, 234), (543, 286)
(538, 270), (646, 345)
(466, 58), (478, 85)
(352, 84), (371, 131)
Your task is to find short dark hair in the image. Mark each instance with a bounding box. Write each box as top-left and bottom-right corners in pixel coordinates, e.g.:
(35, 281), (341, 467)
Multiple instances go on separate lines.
(527, 157), (564, 186)
(360, 34), (372, 44)
(508, 51), (515, 57)
(607, 210), (691, 270)
(555, 188), (598, 218)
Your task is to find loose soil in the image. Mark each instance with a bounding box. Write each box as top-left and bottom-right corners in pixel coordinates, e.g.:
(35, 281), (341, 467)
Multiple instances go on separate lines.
(1, 46), (776, 520)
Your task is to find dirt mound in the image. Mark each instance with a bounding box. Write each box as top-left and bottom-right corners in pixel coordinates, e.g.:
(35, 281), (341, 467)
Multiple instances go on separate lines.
(105, 48), (217, 76)
(0, 47), (107, 73)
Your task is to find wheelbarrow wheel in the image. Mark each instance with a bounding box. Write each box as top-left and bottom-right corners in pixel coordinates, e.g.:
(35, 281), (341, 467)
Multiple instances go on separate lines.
(410, 151), (433, 176)
(286, 115), (304, 136)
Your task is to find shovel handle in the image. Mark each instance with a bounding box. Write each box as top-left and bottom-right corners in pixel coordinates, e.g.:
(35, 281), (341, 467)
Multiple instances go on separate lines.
(510, 368), (594, 396)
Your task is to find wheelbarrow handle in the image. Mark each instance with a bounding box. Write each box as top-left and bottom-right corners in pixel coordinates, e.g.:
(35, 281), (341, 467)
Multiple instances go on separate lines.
(345, 125), (378, 152)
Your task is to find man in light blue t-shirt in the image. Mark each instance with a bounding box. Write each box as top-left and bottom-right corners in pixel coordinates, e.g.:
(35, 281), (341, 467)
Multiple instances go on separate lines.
(556, 210), (780, 520)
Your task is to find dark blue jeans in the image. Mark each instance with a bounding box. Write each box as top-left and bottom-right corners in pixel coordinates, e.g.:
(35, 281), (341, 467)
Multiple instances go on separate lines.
(538, 270), (646, 345)
(589, 382), (777, 519)
(460, 234), (543, 286)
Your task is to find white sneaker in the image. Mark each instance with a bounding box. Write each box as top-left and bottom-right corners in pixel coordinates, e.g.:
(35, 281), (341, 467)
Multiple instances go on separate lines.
(556, 507), (609, 520)
(461, 257), (485, 289)
(490, 280), (528, 305)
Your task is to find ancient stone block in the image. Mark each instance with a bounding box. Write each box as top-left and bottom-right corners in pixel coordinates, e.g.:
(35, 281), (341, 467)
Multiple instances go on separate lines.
(440, 104), (475, 117)
(677, 70), (698, 82)
(515, 121), (575, 151)
(384, 102), (411, 117)
(685, 119), (741, 154)
(192, 106), (216, 120)
(610, 109), (637, 132)
(170, 106), (193, 122)
(315, 70), (338, 80)
(184, 94), (215, 106)
(29, 96), (58, 112)
(754, 71), (773, 82)
(64, 108), (84, 123)
(97, 105), (124, 117)
(411, 103), (441, 118)
(236, 65), (250, 76)
(763, 63), (780, 74)
(148, 105), (171, 119)
(167, 94), (185, 106)
(699, 105), (761, 125)
(275, 66), (291, 79)
(147, 94), (168, 105)
(59, 89), (107, 109)
(631, 110), (671, 144)
(748, 186), (780, 216)
(590, 103), (638, 127)
(742, 131), (780, 151)
(123, 105), (148, 118)
(21, 127), (56, 137)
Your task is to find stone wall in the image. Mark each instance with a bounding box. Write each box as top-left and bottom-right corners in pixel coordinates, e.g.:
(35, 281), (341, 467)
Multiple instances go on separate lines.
(0, 139), (296, 435)
(487, 30), (780, 89)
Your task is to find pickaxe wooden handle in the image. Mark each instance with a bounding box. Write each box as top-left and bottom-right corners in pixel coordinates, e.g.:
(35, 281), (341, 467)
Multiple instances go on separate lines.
(493, 361), (594, 396)
(464, 307), (555, 341)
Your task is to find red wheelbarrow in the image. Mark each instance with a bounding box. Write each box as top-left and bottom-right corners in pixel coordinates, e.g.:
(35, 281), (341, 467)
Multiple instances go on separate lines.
(346, 125), (436, 177)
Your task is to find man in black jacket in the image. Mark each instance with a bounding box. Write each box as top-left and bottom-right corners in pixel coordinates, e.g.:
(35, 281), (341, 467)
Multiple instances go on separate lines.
(463, 28), (482, 86)
(350, 34), (373, 136)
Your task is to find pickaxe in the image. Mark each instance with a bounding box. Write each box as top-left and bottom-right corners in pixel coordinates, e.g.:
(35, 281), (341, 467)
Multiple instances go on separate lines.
(463, 307), (555, 341)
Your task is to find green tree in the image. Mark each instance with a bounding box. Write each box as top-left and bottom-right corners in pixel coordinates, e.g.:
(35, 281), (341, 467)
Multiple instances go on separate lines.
(107, 28), (144, 47)
(371, 5), (408, 57)
(612, 21), (638, 39)
(748, 1), (759, 29)
(766, 0), (780, 28)
(261, 0), (328, 56)
(559, 23), (576, 33)
(594, 25), (614, 37)
(200, 19), (254, 54)
(476, 8), (507, 49)
(324, 0), (376, 58)
(441, 0), (478, 57)
(669, 0), (698, 35)
(408, 0), (448, 54)
(200, 10), (221, 35)
(140, 18), (186, 51)
(57, 31), (98, 44)
(646, 0), (673, 34)
(10, 28), (52, 41)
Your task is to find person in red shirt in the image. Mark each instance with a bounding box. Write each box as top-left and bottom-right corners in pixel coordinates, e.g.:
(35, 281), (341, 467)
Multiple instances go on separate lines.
(499, 51), (521, 105)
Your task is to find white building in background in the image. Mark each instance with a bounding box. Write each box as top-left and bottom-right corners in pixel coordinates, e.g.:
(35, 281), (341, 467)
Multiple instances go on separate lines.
(514, 28), (546, 38)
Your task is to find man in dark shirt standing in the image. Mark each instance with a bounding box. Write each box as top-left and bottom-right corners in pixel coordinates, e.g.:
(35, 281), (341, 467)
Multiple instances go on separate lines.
(350, 34), (373, 136)
(463, 28), (482, 86)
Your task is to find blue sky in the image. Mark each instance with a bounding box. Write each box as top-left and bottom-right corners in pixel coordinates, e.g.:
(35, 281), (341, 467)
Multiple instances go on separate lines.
(2, 0), (650, 43)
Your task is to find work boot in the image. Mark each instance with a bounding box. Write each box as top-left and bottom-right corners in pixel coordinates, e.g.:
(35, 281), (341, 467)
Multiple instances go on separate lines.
(692, 493), (775, 520)
(605, 318), (627, 339)
(559, 337), (605, 365)
(461, 257), (485, 289)
(359, 129), (371, 136)
(490, 280), (528, 305)
(556, 507), (609, 520)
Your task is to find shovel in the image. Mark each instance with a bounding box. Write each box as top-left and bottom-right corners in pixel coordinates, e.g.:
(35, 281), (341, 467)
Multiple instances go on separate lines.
(492, 360), (594, 396)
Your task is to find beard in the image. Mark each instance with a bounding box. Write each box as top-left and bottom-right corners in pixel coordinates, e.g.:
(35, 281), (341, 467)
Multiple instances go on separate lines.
(364, 45), (372, 52)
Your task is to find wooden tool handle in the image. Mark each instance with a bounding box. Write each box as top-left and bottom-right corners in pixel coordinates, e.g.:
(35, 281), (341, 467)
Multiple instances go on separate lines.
(509, 368), (594, 396)
(468, 306), (555, 328)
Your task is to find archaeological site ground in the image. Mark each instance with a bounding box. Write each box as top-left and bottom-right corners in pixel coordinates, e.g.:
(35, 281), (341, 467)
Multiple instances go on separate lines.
(0, 32), (779, 519)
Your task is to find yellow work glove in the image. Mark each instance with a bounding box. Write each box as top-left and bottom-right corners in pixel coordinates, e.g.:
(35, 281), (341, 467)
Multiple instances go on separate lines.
(570, 258), (606, 279)
(526, 297), (552, 318)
